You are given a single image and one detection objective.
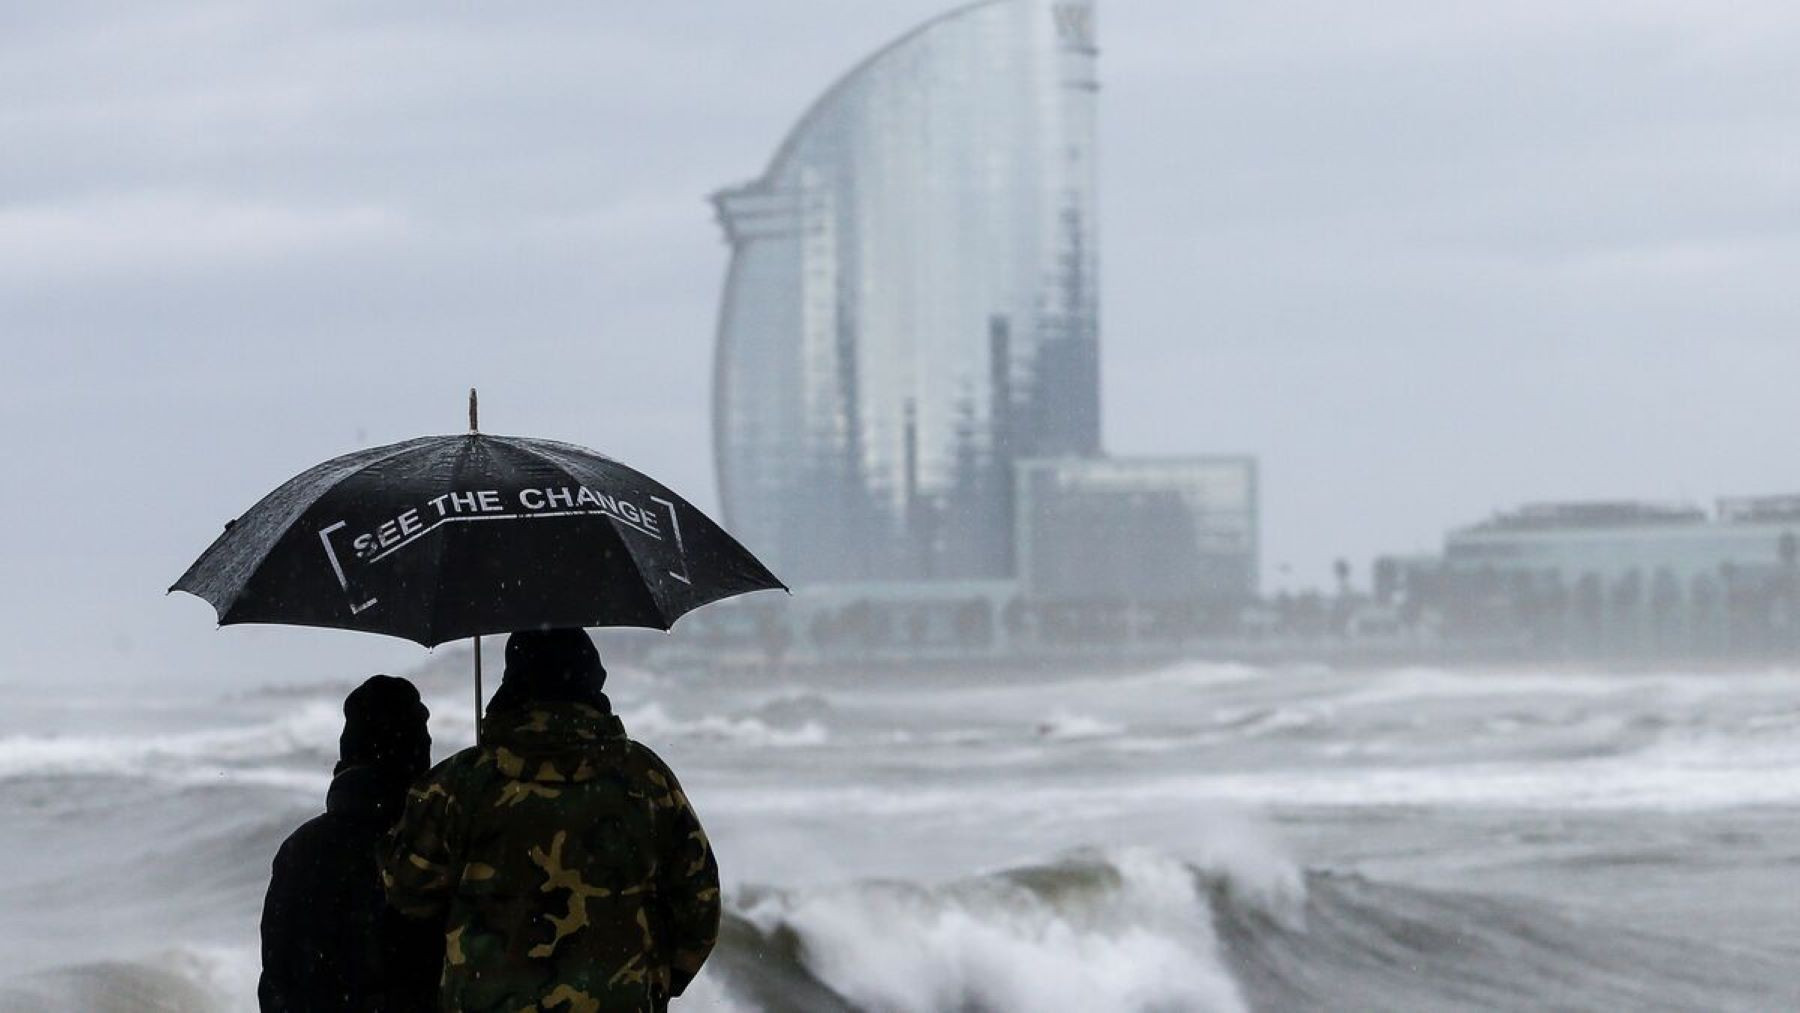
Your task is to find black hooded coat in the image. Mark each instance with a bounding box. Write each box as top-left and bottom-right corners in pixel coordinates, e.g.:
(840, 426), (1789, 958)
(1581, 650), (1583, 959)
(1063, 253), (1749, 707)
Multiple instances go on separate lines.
(259, 676), (441, 1012)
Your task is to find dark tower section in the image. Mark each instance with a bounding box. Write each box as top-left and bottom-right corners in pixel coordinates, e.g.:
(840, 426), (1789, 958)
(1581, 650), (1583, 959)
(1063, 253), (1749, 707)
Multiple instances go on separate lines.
(1029, 202), (1101, 457)
(988, 314), (1018, 575)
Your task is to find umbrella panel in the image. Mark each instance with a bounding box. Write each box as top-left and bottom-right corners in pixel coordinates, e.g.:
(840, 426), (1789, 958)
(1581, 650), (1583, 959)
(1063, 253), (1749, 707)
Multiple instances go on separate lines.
(227, 510), (673, 645)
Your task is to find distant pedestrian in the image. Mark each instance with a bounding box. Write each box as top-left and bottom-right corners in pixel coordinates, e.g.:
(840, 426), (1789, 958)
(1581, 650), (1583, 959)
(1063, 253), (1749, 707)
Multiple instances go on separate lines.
(260, 675), (442, 1011)
(384, 628), (720, 1011)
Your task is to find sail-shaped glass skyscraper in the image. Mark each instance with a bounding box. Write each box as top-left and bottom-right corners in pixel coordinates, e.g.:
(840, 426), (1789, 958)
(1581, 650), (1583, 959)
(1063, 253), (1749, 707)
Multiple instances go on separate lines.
(713, 0), (1102, 584)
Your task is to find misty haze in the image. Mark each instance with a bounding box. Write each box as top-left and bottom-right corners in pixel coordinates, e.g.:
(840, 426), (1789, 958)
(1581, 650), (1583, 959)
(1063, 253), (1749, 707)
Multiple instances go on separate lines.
(5, 1), (1800, 1010)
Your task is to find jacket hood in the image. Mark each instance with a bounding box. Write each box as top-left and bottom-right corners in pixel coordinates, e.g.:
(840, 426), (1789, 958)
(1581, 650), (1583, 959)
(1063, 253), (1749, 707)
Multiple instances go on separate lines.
(336, 674), (431, 780)
(325, 763), (411, 825)
(487, 628), (608, 714)
(481, 699), (628, 784)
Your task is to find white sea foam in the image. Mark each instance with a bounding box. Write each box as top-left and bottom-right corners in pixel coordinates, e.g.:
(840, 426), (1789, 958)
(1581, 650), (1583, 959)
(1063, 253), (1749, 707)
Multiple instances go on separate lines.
(17, 661), (1800, 1012)
(1128, 660), (1267, 691)
(0, 688), (832, 790)
(1036, 709), (1124, 741)
(164, 944), (261, 1011)
(621, 701), (829, 748)
(1340, 665), (1800, 710)
(1229, 705), (1330, 736)
(703, 740), (1800, 820)
(672, 972), (743, 1010)
(0, 699), (340, 785)
(741, 847), (1259, 1012)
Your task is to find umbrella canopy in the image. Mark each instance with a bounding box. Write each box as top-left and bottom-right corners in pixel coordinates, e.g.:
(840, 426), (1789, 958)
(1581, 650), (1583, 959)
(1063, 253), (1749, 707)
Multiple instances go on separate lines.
(171, 433), (784, 646)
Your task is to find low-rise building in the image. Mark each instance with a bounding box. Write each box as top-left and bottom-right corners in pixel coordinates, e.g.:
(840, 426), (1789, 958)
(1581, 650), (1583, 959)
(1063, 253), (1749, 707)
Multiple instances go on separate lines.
(1397, 495), (1800, 657)
(1014, 456), (1258, 606)
(1444, 500), (1795, 587)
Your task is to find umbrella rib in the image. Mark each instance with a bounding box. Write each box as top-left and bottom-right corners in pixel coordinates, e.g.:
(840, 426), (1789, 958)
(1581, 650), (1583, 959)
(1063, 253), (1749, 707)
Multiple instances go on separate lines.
(419, 437), (476, 647)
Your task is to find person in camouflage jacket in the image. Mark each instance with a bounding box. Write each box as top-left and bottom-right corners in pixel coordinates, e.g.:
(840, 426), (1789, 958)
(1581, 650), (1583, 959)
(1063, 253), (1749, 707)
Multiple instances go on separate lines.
(384, 629), (720, 1012)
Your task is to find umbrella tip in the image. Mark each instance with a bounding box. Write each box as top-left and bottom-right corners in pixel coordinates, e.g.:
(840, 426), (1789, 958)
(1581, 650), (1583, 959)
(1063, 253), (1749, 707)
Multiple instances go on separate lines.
(469, 388), (479, 433)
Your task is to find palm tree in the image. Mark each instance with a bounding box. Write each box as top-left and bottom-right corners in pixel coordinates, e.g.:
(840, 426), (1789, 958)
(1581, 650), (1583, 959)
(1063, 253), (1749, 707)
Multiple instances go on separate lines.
(1782, 532), (1800, 654)
(1574, 572), (1604, 655)
(1332, 558), (1353, 637)
(1612, 568), (1645, 656)
(1650, 567), (1682, 656)
(1541, 571), (1569, 656)
(1690, 572), (1720, 653)
(1720, 561), (1740, 655)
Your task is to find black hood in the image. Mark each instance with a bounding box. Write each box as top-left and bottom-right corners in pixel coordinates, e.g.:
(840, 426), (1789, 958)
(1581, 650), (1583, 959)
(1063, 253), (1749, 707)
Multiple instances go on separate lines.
(336, 674), (431, 781)
(487, 628), (608, 713)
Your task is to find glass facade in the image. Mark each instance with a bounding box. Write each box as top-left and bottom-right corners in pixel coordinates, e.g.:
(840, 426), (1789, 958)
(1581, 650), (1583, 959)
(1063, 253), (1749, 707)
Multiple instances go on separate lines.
(1428, 499), (1800, 656)
(1445, 507), (1797, 586)
(712, 0), (1101, 584)
(1014, 457), (1260, 603)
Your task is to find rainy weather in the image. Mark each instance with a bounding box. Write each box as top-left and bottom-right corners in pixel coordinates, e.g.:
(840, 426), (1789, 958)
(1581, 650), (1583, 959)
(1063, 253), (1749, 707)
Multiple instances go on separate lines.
(5, 1), (1800, 1011)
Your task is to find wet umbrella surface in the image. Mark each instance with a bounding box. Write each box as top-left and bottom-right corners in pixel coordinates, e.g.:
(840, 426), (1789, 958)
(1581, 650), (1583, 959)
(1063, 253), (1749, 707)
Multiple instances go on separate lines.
(171, 432), (784, 646)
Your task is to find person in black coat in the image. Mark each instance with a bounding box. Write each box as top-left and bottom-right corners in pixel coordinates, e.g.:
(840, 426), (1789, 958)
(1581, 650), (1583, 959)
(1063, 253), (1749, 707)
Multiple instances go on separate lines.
(260, 675), (442, 1012)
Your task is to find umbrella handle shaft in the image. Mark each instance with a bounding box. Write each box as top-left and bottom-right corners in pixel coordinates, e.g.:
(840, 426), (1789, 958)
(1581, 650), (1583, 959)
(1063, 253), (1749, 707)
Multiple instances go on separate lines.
(473, 634), (483, 745)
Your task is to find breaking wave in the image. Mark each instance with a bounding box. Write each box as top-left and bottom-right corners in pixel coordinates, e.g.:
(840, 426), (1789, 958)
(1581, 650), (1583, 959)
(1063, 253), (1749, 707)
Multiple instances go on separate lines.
(13, 665), (1800, 1011)
(0, 703), (338, 791)
(722, 848), (1268, 1012)
(21, 843), (1793, 1012)
(706, 848), (1791, 1012)
(1035, 709), (1125, 741)
(620, 700), (830, 748)
(0, 692), (832, 791)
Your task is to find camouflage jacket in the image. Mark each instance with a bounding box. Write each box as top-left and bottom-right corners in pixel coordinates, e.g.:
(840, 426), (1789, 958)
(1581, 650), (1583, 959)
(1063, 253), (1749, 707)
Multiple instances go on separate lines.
(382, 702), (720, 1012)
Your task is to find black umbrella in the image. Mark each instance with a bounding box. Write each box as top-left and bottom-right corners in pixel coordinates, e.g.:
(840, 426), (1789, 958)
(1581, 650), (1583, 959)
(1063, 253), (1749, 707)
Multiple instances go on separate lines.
(173, 393), (784, 727)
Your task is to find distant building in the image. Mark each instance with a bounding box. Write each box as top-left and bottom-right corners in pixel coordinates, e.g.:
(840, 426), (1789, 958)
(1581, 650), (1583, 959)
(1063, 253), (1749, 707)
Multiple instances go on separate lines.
(712, 0), (1102, 584)
(1387, 496), (1800, 657)
(702, 0), (1257, 665)
(1445, 499), (1797, 587)
(1015, 457), (1258, 604)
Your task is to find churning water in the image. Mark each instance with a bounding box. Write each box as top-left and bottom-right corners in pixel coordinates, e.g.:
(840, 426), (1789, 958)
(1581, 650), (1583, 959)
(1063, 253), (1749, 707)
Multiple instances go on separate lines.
(4, 659), (1799, 1010)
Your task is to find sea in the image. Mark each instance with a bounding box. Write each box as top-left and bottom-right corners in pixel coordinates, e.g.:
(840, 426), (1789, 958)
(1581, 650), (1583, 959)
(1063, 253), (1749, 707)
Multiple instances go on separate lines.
(3, 656), (1800, 1011)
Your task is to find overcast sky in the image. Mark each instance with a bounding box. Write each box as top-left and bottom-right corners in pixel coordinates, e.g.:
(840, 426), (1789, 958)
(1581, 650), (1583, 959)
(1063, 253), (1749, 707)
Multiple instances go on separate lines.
(4, 1), (1798, 689)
